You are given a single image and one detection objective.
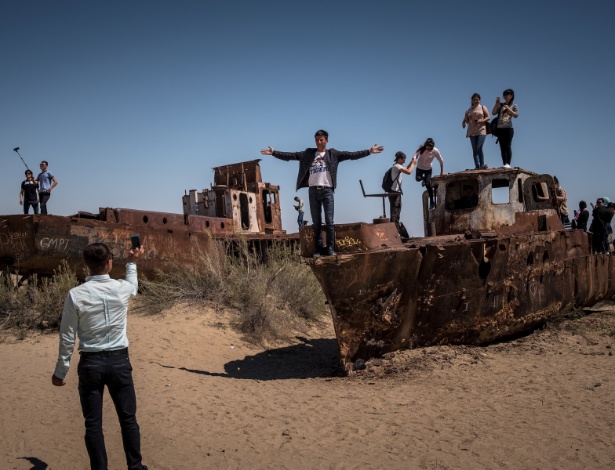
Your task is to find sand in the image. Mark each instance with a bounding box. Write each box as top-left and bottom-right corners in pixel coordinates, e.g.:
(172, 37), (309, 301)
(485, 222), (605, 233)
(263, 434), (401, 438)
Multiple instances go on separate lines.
(1, 302), (614, 470)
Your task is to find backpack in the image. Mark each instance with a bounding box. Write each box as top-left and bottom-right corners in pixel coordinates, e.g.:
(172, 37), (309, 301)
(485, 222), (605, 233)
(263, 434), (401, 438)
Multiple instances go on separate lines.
(382, 166), (401, 193)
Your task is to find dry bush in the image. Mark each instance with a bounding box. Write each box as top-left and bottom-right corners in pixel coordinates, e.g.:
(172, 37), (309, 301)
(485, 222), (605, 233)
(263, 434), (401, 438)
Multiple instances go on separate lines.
(138, 239), (327, 342)
(0, 261), (79, 332)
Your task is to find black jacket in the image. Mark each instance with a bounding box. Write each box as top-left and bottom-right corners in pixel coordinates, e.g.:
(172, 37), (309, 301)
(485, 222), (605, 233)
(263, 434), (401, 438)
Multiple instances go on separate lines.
(272, 148), (371, 191)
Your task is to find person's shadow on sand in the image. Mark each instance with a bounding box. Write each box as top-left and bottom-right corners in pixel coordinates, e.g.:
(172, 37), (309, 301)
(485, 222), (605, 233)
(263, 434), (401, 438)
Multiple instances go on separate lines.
(18, 457), (48, 469)
(157, 337), (343, 380)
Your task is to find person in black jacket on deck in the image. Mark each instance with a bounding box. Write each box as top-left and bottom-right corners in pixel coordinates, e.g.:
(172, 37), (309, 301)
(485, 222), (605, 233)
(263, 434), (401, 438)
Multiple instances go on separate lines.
(261, 130), (383, 258)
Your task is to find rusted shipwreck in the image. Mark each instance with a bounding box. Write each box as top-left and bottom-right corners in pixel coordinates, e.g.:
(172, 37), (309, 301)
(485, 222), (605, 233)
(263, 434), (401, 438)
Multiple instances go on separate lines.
(0, 160), (294, 281)
(301, 167), (615, 372)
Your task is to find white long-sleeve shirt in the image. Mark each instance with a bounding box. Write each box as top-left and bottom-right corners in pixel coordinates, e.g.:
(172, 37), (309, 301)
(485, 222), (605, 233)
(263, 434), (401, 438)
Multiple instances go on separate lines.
(54, 263), (138, 379)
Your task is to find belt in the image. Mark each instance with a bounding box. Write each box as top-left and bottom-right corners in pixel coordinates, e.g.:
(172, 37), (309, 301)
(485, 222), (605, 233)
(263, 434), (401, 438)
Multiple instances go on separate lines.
(80, 347), (128, 357)
(310, 185), (331, 190)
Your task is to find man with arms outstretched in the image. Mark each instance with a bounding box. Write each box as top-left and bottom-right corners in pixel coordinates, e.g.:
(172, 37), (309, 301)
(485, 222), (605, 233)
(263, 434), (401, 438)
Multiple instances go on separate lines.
(261, 129), (383, 257)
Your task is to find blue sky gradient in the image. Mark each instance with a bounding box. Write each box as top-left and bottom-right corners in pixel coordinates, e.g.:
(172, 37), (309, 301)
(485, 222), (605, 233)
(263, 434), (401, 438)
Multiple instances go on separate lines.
(2, 1), (613, 234)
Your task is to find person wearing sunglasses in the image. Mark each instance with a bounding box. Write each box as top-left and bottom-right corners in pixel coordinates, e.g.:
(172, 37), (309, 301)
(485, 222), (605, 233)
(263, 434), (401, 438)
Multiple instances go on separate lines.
(36, 160), (58, 214)
(19, 169), (40, 214)
(492, 89), (519, 168)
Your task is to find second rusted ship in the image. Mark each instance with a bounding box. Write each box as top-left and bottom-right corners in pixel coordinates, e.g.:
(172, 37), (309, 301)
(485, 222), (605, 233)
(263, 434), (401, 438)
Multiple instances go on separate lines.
(0, 160), (295, 281)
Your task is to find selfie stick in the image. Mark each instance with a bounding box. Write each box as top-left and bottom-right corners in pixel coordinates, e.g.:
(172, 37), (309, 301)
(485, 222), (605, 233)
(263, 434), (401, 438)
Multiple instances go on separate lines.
(13, 147), (30, 171)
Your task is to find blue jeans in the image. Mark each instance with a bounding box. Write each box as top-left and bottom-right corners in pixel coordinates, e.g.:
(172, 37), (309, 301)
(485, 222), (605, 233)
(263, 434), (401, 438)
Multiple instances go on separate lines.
(297, 211), (304, 228)
(78, 349), (144, 470)
(469, 135), (486, 168)
(309, 187), (335, 250)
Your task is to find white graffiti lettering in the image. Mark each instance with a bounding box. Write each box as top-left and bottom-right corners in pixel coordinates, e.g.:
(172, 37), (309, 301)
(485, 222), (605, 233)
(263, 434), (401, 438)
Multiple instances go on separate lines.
(40, 237), (70, 252)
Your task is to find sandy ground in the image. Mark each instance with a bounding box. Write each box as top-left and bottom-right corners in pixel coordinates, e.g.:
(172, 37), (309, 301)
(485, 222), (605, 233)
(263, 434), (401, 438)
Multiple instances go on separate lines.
(1, 302), (615, 470)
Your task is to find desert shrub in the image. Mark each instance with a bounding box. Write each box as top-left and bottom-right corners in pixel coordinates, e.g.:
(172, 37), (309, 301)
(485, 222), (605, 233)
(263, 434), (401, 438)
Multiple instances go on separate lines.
(0, 261), (79, 332)
(138, 239), (327, 342)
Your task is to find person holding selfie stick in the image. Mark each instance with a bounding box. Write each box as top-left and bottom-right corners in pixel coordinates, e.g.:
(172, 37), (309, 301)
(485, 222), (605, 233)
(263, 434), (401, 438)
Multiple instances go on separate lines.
(261, 130), (384, 257)
(52, 242), (148, 470)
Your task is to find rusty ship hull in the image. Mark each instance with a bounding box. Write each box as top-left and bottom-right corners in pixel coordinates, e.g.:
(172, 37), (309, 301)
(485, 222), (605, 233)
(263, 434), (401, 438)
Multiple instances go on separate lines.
(301, 167), (615, 371)
(0, 160), (296, 281)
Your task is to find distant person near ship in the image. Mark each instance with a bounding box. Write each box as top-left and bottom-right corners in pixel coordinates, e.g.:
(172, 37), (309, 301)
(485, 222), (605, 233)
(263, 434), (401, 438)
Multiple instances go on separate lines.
(293, 196), (305, 228)
(492, 89), (518, 168)
(19, 169), (39, 214)
(553, 176), (570, 226)
(462, 93), (490, 169)
(36, 160), (58, 214)
(387, 151), (417, 235)
(571, 200), (589, 231)
(413, 138), (444, 210)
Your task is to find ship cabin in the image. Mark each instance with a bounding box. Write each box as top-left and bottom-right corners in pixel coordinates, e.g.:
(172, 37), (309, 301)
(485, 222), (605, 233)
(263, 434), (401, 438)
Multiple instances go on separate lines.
(425, 168), (564, 237)
(182, 159), (285, 235)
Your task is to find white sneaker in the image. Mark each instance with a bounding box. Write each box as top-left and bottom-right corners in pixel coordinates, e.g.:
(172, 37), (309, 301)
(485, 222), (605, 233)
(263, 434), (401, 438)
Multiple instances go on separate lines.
(503, 164), (511, 169)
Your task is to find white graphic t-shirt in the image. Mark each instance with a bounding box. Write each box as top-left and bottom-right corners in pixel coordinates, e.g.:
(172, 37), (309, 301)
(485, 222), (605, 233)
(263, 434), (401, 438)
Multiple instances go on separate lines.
(308, 152), (333, 187)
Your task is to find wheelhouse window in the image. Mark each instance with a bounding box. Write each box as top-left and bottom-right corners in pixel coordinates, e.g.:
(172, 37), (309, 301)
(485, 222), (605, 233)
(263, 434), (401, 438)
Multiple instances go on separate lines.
(531, 181), (551, 203)
(262, 190), (276, 223)
(491, 179), (510, 204)
(446, 180), (479, 210)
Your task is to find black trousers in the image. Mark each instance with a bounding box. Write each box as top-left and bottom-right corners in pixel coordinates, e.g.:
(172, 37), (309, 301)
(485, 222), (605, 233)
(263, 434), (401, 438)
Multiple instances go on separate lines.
(388, 194), (402, 231)
(78, 349), (144, 470)
(39, 191), (51, 214)
(415, 168), (434, 203)
(497, 128), (514, 166)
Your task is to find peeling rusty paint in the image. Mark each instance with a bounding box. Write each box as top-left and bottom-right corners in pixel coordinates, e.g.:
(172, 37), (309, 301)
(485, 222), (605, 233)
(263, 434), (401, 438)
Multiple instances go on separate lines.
(304, 168), (615, 373)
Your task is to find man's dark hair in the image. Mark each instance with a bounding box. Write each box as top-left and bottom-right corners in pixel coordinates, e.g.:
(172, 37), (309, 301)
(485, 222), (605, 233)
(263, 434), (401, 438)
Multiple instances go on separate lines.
(394, 151), (406, 161)
(41, 160), (49, 165)
(314, 130), (328, 139)
(83, 243), (112, 273)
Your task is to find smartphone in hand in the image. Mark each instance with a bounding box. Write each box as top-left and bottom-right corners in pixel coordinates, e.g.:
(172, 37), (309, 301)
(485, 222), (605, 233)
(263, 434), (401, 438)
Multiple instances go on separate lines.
(130, 234), (141, 250)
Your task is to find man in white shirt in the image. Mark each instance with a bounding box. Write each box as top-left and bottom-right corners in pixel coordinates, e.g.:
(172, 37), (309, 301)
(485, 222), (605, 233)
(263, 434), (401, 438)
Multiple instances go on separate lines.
(52, 243), (148, 470)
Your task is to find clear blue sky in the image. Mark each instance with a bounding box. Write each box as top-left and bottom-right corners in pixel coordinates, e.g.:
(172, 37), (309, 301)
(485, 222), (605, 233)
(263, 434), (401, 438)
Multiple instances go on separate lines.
(1, 0), (613, 235)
